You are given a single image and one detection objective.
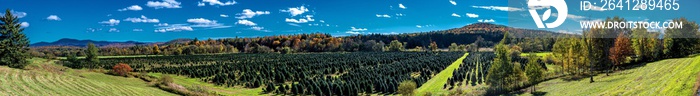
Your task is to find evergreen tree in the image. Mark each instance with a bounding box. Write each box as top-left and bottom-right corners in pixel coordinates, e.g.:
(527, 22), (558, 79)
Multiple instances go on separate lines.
(525, 53), (543, 92)
(0, 9), (30, 68)
(86, 42), (99, 68)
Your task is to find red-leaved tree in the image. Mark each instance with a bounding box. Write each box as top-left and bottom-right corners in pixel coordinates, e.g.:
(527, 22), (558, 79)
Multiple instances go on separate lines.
(609, 32), (632, 74)
(112, 63), (133, 76)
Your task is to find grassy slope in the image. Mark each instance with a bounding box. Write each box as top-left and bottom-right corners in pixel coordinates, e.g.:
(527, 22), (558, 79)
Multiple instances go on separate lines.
(0, 58), (175, 96)
(521, 55), (700, 96)
(415, 53), (469, 95)
(148, 73), (265, 96)
(520, 52), (552, 57)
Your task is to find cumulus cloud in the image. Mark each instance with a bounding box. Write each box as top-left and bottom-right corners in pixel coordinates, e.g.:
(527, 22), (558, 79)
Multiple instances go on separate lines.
(108, 28), (120, 32)
(0, 10), (27, 18)
(220, 14), (229, 17)
(46, 15), (61, 21)
(285, 15), (315, 23)
(350, 27), (367, 31)
(146, 0), (182, 9)
(236, 19), (257, 26)
(398, 4), (406, 9)
(280, 6), (309, 17)
(376, 14), (391, 18)
(416, 25), (423, 28)
(449, 0), (457, 5)
(472, 6), (524, 11)
(478, 19), (496, 23)
(124, 15), (160, 23)
(118, 5), (143, 11)
(20, 22), (29, 28)
(250, 26), (264, 31)
(451, 13), (461, 17)
(155, 23), (169, 27)
(99, 19), (120, 26)
(155, 26), (193, 32)
(199, 0), (236, 6)
(187, 18), (217, 25)
(466, 13), (479, 18)
(236, 9), (270, 19)
(396, 13), (405, 17)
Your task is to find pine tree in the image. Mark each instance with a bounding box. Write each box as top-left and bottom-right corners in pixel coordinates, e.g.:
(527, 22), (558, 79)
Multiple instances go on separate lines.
(0, 9), (30, 68)
(86, 42), (99, 68)
(525, 53), (543, 92)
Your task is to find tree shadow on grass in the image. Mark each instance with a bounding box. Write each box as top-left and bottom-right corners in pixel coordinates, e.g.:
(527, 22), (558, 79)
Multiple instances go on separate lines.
(531, 91), (548, 96)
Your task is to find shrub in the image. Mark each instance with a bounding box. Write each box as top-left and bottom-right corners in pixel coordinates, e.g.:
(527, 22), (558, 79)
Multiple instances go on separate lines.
(422, 91), (433, 96)
(160, 75), (174, 85)
(111, 63), (133, 76)
(397, 80), (416, 96)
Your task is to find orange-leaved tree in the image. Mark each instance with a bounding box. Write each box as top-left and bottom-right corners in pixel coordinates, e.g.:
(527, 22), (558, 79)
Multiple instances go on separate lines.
(609, 32), (632, 73)
(112, 63), (133, 76)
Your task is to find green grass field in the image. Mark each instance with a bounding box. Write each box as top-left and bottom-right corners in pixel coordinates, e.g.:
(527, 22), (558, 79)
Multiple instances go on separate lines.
(0, 58), (175, 96)
(56, 55), (165, 60)
(415, 53), (469, 95)
(520, 52), (552, 57)
(519, 55), (700, 96)
(148, 73), (265, 96)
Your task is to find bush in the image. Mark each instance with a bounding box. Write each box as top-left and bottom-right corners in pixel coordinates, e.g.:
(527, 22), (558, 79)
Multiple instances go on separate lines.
(111, 63), (133, 76)
(422, 91), (433, 96)
(160, 75), (174, 85)
(397, 80), (417, 96)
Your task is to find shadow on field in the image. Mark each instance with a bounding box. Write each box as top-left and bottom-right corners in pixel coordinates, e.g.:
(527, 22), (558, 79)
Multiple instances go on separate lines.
(531, 91), (548, 96)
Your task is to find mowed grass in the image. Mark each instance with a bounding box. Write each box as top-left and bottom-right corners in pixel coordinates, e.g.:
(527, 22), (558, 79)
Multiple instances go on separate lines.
(56, 55), (165, 60)
(148, 73), (265, 96)
(520, 52), (552, 57)
(415, 53), (469, 95)
(0, 58), (176, 96)
(520, 55), (700, 96)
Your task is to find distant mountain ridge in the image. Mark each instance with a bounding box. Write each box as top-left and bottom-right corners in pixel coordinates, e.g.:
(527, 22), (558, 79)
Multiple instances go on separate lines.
(30, 38), (155, 47)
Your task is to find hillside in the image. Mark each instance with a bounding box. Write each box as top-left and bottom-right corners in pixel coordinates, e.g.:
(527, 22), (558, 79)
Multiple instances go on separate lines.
(519, 55), (700, 96)
(0, 58), (175, 96)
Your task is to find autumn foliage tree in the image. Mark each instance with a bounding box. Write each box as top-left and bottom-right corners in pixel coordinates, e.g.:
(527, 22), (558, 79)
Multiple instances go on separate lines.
(609, 32), (632, 73)
(112, 63), (133, 76)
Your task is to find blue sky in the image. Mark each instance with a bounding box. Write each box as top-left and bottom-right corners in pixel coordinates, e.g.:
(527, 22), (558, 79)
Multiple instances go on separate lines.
(1, 0), (698, 43)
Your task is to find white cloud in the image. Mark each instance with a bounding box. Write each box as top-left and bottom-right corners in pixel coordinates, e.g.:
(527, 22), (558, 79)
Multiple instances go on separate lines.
(319, 20), (325, 23)
(118, 5), (143, 11)
(0, 10), (27, 18)
(376, 14), (391, 18)
(155, 26), (193, 32)
(250, 26), (264, 30)
(551, 13), (586, 21)
(236, 19), (257, 26)
(449, 0), (457, 5)
(220, 14), (229, 17)
(288, 23), (301, 27)
(187, 18), (217, 25)
(146, 0), (182, 9)
(451, 13), (461, 17)
(478, 19), (496, 23)
(346, 31), (361, 34)
(396, 13), (405, 17)
(472, 6), (524, 11)
(133, 29), (144, 32)
(280, 6), (309, 17)
(466, 13), (479, 18)
(108, 28), (120, 32)
(46, 15), (61, 21)
(124, 15), (160, 23)
(285, 15), (315, 23)
(416, 25), (423, 28)
(199, 0), (236, 6)
(198, 2), (206, 6)
(398, 4), (406, 9)
(99, 19), (120, 26)
(155, 23), (169, 26)
(20, 22), (29, 28)
(236, 9), (270, 19)
(350, 27), (367, 31)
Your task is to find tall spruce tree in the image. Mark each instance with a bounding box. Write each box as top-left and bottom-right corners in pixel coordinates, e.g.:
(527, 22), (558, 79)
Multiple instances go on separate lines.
(0, 9), (30, 68)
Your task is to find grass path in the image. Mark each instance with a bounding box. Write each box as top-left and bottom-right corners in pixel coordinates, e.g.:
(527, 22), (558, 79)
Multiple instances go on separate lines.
(148, 73), (265, 96)
(520, 55), (700, 96)
(415, 53), (469, 95)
